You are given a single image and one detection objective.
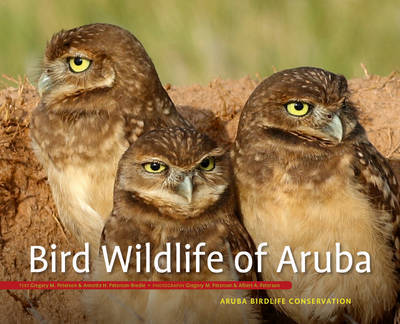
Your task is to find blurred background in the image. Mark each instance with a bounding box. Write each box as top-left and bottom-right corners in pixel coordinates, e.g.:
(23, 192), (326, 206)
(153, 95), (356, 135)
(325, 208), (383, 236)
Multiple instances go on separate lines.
(0, 0), (399, 85)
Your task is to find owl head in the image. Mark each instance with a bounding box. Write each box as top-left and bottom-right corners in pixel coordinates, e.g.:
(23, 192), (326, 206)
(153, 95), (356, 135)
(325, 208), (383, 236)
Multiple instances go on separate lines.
(115, 127), (230, 219)
(238, 67), (359, 149)
(38, 23), (162, 110)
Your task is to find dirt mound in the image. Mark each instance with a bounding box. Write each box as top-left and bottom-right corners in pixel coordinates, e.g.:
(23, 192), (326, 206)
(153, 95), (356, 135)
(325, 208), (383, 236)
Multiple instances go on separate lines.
(0, 73), (400, 322)
(0, 79), (86, 322)
(167, 76), (258, 143)
(349, 73), (400, 174)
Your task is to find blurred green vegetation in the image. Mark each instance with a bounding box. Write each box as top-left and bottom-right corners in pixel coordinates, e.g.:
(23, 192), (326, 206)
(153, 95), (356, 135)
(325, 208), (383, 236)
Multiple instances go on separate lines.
(0, 0), (399, 85)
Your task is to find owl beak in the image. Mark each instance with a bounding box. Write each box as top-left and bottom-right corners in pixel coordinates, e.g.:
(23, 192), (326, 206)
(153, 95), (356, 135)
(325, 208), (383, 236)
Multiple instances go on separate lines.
(176, 175), (193, 203)
(322, 114), (343, 143)
(38, 72), (51, 97)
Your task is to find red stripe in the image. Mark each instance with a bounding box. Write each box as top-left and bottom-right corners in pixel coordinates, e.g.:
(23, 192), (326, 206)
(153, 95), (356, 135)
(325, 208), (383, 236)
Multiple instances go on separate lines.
(0, 281), (291, 290)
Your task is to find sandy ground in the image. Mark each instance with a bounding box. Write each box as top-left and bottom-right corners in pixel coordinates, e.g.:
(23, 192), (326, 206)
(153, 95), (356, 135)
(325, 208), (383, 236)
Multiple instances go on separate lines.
(0, 73), (400, 322)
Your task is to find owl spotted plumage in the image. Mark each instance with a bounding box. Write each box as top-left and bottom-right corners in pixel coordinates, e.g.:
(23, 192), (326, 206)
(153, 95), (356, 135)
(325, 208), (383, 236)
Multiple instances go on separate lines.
(233, 67), (400, 323)
(85, 127), (263, 324)
(30, 23), (190, 251)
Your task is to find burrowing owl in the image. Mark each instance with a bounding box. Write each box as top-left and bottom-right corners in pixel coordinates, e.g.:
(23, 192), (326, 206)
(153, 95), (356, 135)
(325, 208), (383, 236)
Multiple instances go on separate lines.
(85, 127), (262, 324)
(233, 67), (400, 323)
(30, 23), (190, 251)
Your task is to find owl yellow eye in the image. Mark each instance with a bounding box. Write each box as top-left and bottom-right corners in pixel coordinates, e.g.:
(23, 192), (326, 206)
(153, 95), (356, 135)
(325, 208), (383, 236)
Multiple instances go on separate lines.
(143, 162), (167, 173)
(68, 57), (91, 73)
(198, 157), (215, 171)
(285, 102), (311, 117)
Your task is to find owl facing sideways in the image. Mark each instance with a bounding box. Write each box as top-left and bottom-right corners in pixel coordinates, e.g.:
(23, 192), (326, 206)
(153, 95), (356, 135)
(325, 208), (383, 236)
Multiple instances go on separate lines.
(85, 127), (262, 324)
(30, 23), (190, 251)
(233, 67), (400, 323)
